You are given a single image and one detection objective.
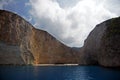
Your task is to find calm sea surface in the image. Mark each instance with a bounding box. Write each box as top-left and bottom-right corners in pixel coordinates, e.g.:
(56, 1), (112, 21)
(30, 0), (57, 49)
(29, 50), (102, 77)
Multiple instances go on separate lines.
(0, 66), (120, 80)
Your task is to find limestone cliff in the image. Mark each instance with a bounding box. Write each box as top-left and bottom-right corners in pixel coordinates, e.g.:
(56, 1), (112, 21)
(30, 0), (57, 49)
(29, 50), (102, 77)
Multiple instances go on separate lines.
(30, 29), (79, 64)
(0, 10), (120, 67)
(0, 10), (34, 65)
(81, 17), (120, 67)
(0, 10), (79, 65)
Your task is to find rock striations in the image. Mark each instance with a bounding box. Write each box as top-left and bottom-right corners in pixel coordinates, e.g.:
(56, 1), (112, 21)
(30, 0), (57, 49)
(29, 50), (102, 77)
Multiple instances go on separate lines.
(0, 10), (120, 67)
(0, 10), (79, 65)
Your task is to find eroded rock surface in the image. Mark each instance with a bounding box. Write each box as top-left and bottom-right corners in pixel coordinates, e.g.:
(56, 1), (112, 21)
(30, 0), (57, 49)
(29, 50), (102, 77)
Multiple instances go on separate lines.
(0, 10), (79, 65)
(81, 17), (120, 67)
(0, 10), (120, 67)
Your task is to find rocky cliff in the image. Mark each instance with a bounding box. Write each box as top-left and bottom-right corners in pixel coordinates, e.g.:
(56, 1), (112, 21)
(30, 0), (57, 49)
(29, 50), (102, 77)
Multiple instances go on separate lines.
(0, 10), (120, 67)
(0, 10), (34, 65)
(81, 17), (120, 67)
(0, 10), (79, 65)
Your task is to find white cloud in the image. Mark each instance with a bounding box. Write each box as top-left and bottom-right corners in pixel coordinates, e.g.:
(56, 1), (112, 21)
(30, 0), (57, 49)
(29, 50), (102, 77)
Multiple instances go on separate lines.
(29, 0), (119, 47)
(56, 0), (80, 8)
(0, 0), (13, 9)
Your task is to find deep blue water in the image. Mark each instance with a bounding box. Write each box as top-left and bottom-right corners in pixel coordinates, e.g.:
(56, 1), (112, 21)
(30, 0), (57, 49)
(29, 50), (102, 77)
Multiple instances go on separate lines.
(0, 66), (120, 80)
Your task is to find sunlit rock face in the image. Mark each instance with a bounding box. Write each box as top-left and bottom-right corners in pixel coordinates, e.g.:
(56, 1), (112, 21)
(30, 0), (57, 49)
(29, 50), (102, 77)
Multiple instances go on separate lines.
(0, 10), (79, 65)
(0, 10), (119, 67)
(30, 28), (79, 64)
(0, 10), (34, 65)
(81, 17), (120, 67)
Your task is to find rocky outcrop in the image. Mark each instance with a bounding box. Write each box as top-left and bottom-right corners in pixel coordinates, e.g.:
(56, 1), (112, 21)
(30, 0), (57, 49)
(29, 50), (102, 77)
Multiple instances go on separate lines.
(0, 10), (120, 67)
(0, 10), (79, 65)
(81, 17), (120, 67)
(0, 10), (34, 65)
(30, 29), (79, 64)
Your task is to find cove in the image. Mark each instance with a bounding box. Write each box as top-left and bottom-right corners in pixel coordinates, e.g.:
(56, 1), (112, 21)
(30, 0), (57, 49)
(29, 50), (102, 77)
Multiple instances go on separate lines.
(0, 66), (120, 80)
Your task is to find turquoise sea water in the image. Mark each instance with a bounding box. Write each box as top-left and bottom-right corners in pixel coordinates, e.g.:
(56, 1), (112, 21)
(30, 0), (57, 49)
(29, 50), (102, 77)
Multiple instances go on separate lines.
(0, 66), (120, 80)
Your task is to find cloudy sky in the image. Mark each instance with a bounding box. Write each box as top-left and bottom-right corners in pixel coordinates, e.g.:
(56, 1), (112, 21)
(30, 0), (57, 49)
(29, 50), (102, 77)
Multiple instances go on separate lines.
(0, 0), (120, 47)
